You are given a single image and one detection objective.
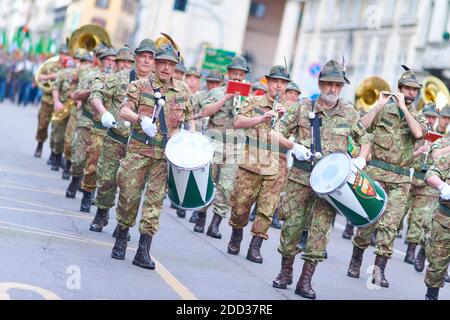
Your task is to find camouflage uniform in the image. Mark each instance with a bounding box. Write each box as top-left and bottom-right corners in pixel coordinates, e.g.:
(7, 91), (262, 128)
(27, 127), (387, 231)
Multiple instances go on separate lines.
(191, 90), (208, 131)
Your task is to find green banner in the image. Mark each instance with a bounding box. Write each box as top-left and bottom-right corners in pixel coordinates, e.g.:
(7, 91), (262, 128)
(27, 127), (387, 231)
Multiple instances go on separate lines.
(202, 48), (236, 74)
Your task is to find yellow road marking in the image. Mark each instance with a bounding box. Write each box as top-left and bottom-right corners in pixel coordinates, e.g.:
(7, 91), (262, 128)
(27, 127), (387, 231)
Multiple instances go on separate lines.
(0, 282), (61, 300)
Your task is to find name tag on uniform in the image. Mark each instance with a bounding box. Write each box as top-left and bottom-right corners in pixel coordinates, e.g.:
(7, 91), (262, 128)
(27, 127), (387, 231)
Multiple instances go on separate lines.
(337, 123), (349, 128)
(175, 96), (185, 104)
(381, 118), (393, 127)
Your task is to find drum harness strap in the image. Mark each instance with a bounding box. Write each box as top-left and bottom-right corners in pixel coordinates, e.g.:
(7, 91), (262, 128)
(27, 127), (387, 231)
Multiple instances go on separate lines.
(309, 99), (322, 163)
(82, 106), (94, 120)
(439, 204), (450, 217)
(369, 159), (411, 177)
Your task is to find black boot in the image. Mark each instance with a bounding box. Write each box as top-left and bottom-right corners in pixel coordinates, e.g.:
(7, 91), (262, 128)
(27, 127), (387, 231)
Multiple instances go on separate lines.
(246, 236), (264, 264)
(207, 214), (223, 239)
(80, 190), (93, 213)
(271, 209), (282, 229)
(51, 153), (62, 171)
(112, 225), (131, 241)
(227, 228), (243, 255)
(89, 208), (109, 232)
(297, 230), (308, 251)
(132, 234), (155, 270)
(272, 255), (295, 289)
(404, 243), (417, 265)
(342, 222), (354, 240)
(62, 160), (71, 180)
(34, 142), (43, 158)
(176, 209), (186, 218)
(111, 226), (129, 260)
(189, 211), (199, 224)
(414, 246), (426, 272)
(47, 152), (55, 165)
(66, 176), (80, 199)
(347, 246), (365, 278)
(425, 287), (439, 300)
(371, 255), (389, 288)
(193, 212), (206, 233)
(295, 261), (317, 299)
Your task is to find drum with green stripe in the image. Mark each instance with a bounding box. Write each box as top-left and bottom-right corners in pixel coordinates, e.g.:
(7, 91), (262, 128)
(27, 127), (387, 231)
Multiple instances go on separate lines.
(310, 152), (387, 227)
(165, 131), (216, 211)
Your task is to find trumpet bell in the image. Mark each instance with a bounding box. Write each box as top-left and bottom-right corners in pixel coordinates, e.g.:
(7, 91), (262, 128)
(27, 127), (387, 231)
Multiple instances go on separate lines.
(419, 76), (450, 111)
(68, 24), (112, 55)
(34, 56), (61, 94)
(355, 77), (391, 112)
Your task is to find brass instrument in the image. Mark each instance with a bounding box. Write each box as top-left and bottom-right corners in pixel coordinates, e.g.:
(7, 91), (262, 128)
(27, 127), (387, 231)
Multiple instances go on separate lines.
(51, 99), (76, 124)
(67, 24), (112, 55)
(34, 56), (60, 94)
(418, 76), (450, 111)
(355, 77), (391, 112)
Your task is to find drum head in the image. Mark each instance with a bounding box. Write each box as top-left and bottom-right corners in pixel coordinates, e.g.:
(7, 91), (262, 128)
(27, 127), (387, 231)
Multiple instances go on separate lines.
(310, 152), (351, 195)
(165, 131), (214, 169)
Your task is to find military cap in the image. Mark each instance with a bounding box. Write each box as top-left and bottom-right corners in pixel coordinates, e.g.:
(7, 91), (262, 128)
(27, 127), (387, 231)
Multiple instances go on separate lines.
(175, 61), (187, 73)
(186, 66), (201, 77)
(319, 60), (350, 85)
(80, 51), (94, 63)
(398, 65), (422, 89)
(74, 48), (87, 60)
(135, 39), (157, 54)
(155, 44), (179, 63)
(422, 103), (439, 117)
(58, 44), (70, 55)
(252, 82), (267, 92)
(265, 65), (291, 82)
(93, 43), (108, 57)
(227, 56), (250, 73)
(99, 47), (117, 60)
(440, 105), (450, 117)
(116, 46), (135, 62)
(286, 81), (301, 93)
(205, 70), (224, 82)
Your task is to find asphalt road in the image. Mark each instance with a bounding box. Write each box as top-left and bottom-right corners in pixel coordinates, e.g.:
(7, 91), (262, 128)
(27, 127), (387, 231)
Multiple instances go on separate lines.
(0, 100), (447, 300)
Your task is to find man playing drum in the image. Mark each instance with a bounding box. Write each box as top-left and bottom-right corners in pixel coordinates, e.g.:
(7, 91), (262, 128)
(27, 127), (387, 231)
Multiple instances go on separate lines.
(348, 66), (428, 288)
(111, 43), (194, 270)
(270, 60), (370, 299)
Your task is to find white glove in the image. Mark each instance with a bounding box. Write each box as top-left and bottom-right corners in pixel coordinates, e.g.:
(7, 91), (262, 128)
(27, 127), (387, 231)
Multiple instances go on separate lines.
(101, 111), (116, 128)
(292, 143), (312, 161)
(352, 157), (367, 170)
(141, 116), (157, 138)
(439, 183), (450, 200)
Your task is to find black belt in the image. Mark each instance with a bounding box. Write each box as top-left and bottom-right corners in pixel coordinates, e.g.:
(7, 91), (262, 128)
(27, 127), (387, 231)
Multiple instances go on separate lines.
(439, 204), (450, 217)
(292, 158), (313, 172)
(93, 120), (107, 131)
(130, 130), (165, 148)
(82, 109), (93, 120)
(107, 129), (129, 145)
(369, 159), (411, 177)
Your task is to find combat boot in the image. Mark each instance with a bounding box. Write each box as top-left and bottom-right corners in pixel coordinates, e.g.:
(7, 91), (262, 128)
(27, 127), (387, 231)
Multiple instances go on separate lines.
(47, 152), (55, 165)
(414, 246), (426, 272)
(207, 214), (223, 239)
(246, 236), (264, 263)
(34, 142), (43, 158)
(371, 255), (389, 288)
(132, 234), (155, 270)
(176, 209), (186, 218)
(347, 246), (365, 278)
(272, 255), (295, 289)
(227, 228), (243, 255)
(342, 222), (354, 240)
(297, 230), (308, 251)
(80, 190), (93, 213)
(51, 153), (62, 171)
(89, 208), (109, 232)
(271, 209), (282, 229)
(112, 225), (131, 241)
(66, 176), (81, 199)
(425, 288), (439, 300)
(189, 211), (199, 223)
(370, 230), (377, 246)
(193, 212), (206, 233)
(111, 226), (129, 260)
(295, 261), (317, 299)
(404, 243), (416, 265)
(62, 160), (71, 180)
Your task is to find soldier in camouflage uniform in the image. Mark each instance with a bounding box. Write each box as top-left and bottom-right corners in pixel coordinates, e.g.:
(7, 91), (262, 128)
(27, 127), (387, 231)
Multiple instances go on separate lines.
(111, 44), (194, 270)
(65, 50), (100, 199)
(89, 40), (156, 233)
(174, 60), (186, 81)
(270, 60), (370, 299)
(191, 57), (250, 238)
(423, 148), (450, 300)
(34, 44), (69, 160)
(285, 82), (301, 105)
(226, 65), (290, 264)
(403, 104), (440, 266)
(78, 47), (117, 213)
(348, 66), (428, 288)
(435, 104), (450, 135)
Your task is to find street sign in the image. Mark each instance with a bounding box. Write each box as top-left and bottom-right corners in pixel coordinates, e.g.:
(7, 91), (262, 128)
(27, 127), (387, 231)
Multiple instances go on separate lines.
(309, 63), (322, 77)
(202, 48), (236, 74)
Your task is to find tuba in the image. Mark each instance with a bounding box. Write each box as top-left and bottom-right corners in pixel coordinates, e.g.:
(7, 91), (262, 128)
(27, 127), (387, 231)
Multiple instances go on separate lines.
(34, 56), (61, 94)
(418, 76), (450, 111)
(355, 77), (391, 112)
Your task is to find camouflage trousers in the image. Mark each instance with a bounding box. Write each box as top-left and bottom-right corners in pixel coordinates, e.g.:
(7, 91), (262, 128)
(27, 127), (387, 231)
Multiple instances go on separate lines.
(50, 116), (69, 155)
(198, 159), (238, 218)
(353, 181), (411, 257)
(116, 152), (167, 236)
(229, 166), (285, 240)
(35, 101), (53, 143)
(63, 106), (78, 161)
(419, 197), (440, 247)
(81, 128), (106, 192)
(70, 126), (92, 177)
(95, 134), (128, 210)
(278, 179), (315, 257)
(425, 210), (450, 288)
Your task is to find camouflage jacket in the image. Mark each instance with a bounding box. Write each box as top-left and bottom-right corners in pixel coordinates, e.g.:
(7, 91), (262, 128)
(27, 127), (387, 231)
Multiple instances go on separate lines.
(426, 151), (450, 226)
(190, 89), (208, 132)
(75, 66), (101, 128)
(122, 77), (193, 159)
(41, 61), (63, 105)
(53, 67), (78, 104)
(431, 134), (450, 154)
(202, 86), (237, 131)
(276, 97), (369, 186)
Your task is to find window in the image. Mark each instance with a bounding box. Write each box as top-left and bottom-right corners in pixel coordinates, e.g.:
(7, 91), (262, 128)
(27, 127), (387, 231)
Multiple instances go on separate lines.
(174, 0), (188, 12)
(95, 0), (109, 9)
(92, 17), (106, 28)
(249, 1), (266, 19)
(121, 0), (135, 14)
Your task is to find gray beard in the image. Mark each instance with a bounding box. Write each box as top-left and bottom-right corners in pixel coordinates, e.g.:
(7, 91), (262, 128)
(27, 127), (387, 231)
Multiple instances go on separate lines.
(320, 93), (339, 106)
